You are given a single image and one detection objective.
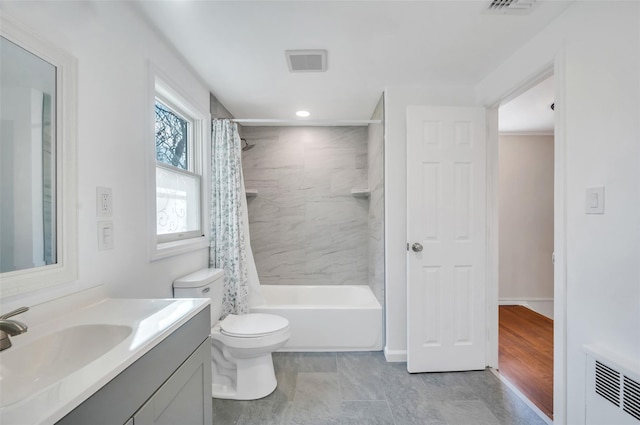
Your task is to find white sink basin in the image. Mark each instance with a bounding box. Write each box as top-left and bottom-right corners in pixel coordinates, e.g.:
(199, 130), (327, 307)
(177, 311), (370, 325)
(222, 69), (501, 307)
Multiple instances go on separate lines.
(0, 291), (208, 425)
(0, 324), (132, 407)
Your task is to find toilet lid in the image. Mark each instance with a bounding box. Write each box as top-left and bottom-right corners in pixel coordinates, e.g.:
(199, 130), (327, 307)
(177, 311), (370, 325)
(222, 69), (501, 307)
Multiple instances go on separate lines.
(220, 313), (289, 338)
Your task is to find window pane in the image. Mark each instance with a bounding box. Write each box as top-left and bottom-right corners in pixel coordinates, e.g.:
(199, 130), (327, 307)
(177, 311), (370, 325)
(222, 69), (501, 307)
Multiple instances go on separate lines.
(155, 100), (188, 169)
(156, 166), (201, 236)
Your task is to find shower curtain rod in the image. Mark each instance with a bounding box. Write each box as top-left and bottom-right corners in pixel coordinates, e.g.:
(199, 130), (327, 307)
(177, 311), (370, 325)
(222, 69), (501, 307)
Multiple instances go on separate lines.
(229, 118), (382, 126)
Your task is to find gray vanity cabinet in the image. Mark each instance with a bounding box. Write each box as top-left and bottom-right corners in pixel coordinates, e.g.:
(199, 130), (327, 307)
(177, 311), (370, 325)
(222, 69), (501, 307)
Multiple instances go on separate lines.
(133, 340), (211, 425)
(57, 307), (212, 425)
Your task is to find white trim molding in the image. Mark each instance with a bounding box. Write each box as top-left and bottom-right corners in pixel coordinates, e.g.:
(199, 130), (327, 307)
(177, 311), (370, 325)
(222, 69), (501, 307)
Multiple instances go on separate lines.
(491, 369), (554, 425)
(499, 298), (555, 320)
(384, 347), (407, 363)
(486, 106), (500, 369)
(146, 61), (211, 262)
(552, 44), (568, 425)
(483, 55), (567, 423)
(499, 131), (554, 137)
(0, 14), (78, 299)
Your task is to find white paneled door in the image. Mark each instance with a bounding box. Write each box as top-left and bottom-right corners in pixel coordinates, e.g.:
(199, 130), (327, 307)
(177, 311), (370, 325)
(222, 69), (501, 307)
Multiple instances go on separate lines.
(406, 106), (487, 373)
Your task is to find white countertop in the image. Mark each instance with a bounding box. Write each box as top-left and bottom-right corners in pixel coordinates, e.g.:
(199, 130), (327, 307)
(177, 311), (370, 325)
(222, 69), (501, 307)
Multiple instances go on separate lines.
(0, 288), (209, 425)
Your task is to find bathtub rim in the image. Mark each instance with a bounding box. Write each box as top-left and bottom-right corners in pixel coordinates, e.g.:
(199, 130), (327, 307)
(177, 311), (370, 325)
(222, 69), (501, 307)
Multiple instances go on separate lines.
(251, 284), (382, 310)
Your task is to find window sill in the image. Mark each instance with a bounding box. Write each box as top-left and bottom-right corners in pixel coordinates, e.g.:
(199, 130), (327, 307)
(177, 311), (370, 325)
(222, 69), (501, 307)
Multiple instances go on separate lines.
(150, 235), (209, 262)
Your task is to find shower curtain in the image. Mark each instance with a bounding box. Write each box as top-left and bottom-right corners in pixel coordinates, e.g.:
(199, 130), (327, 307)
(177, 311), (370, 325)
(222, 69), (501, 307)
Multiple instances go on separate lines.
(210, 119), (263, 317)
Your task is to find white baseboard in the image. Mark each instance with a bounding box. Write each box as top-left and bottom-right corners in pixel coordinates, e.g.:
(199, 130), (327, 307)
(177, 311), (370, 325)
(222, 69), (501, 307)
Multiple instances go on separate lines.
(384, 347), (407, 362)
(491, 368), (553, 425)
(499, 298), (554, 320)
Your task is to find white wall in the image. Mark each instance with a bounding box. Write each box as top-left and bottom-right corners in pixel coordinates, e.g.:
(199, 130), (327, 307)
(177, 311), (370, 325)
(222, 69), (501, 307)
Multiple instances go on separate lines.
(383, 86), (476, 361)
(499, 135), (554, 317)
(478, 3), (640, 424)
(0, 2), (210, 308)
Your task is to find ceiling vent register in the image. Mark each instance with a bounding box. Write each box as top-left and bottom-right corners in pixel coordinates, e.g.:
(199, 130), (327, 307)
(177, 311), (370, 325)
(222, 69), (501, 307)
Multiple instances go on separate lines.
(285, 50), (327, 72)
(488, 0), (537, 14)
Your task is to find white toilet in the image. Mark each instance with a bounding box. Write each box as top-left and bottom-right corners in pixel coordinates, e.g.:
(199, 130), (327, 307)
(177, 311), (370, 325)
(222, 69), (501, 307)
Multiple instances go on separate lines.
(173, 268), (290, 400)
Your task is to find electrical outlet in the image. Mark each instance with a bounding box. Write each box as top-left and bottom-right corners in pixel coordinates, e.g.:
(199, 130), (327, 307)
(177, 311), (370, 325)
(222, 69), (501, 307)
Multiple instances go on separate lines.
(96, 187), (112, 217)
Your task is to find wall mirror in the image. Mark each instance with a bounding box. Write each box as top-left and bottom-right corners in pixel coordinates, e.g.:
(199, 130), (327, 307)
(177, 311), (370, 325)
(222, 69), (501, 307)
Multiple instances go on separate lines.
(0, 15), (77, 300)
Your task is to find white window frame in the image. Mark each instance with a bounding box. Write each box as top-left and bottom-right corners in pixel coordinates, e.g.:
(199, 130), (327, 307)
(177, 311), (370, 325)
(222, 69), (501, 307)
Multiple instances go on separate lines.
(148, 65), (209, 261)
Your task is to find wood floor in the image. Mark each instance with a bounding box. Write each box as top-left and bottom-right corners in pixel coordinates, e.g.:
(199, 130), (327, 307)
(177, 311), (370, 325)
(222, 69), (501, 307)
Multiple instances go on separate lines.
(499, 305), (554, 419)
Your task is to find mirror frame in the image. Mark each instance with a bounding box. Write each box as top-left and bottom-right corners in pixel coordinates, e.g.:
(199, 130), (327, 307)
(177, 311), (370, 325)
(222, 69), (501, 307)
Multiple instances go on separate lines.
(0, 14), (78, 298)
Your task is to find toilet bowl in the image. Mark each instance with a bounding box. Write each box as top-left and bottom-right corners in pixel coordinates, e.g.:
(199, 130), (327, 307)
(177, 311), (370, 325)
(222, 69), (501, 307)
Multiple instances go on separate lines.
(173, 268), (290, 400)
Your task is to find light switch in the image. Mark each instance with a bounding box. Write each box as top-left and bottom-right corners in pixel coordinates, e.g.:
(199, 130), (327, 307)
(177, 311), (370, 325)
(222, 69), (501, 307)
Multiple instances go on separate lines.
(585, 187), (605, 214)
(589, 192), (599, 208)
(98, 221), (114, 250)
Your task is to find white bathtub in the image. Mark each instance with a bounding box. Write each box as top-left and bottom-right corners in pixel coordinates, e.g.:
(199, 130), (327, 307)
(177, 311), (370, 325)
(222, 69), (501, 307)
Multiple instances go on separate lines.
(250, 285), (383, 352)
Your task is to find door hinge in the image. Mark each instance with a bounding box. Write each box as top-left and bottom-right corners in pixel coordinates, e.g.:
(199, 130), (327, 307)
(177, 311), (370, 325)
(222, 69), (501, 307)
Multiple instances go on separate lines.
(407, 243), (409, 251)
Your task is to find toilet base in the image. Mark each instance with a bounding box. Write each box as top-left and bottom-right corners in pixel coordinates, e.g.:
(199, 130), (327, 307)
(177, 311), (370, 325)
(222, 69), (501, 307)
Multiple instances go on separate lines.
(211, 352), (278, 400)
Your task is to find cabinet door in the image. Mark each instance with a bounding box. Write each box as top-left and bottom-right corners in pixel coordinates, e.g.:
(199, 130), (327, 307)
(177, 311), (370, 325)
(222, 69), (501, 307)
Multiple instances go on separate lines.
(134, 341), (212, 425)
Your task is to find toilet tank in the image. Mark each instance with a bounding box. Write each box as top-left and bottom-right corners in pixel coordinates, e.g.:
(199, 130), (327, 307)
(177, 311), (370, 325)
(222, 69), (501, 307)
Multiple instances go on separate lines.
(173, 268), (225, 326)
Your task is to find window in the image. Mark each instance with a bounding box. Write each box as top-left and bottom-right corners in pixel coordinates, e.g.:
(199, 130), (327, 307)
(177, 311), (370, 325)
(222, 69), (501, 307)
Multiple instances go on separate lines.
(152, 79), (205, 249)
(155, 100), (189, 169)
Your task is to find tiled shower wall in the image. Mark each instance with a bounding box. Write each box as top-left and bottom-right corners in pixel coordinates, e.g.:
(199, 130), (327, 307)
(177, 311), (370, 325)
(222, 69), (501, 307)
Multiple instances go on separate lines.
(368, 97), (384, 303)
(241, 126), (368, 286)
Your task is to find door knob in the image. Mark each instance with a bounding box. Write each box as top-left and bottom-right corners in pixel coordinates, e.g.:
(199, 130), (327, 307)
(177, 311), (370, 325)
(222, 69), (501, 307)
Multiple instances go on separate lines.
(411, 242), (423, 252)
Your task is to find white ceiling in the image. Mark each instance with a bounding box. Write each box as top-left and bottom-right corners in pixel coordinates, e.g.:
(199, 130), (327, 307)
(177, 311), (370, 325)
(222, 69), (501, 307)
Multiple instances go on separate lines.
(499, 75), (555, 134)
(133, 1), (572, 124)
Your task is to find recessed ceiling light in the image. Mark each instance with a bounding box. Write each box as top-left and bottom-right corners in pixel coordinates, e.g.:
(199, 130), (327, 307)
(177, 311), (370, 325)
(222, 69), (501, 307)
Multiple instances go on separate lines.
(296, 110), (310, 118)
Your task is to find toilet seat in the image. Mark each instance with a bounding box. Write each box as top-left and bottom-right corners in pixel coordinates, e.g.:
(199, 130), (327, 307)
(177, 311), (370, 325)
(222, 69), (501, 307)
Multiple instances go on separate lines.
(220, 313), (289, 338)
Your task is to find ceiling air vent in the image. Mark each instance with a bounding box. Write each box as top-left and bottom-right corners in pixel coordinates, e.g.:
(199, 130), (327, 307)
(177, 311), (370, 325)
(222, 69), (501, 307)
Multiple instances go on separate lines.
(488, 0), (537, 14)
(285, 50), (327, 73)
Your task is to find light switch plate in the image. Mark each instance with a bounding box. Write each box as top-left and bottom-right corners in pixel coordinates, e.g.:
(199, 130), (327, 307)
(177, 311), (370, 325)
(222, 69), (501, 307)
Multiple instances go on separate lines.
(98, 221), (114, 250)
(585, 187), (605, 214)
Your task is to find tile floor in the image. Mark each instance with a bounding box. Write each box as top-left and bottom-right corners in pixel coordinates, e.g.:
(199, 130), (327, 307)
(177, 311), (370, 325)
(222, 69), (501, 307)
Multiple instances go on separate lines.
(212, 352), (547, 425)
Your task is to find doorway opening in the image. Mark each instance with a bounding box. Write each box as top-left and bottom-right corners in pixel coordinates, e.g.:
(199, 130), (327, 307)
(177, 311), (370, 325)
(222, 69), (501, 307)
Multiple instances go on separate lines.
(497, 75), (555, 420)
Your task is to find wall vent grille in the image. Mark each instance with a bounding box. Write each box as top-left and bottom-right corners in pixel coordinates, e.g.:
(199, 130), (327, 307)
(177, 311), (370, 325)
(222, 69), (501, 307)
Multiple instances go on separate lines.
(624, 376), (640, 421)
(596, 360), (622, 407)
(592, 359), (640, 423)
(488, 0), (536, 14)
(285, 50), (327, 72)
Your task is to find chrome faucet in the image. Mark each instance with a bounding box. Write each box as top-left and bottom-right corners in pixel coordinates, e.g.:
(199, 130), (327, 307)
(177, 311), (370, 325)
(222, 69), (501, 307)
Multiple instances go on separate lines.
(0, 307), (29, 351)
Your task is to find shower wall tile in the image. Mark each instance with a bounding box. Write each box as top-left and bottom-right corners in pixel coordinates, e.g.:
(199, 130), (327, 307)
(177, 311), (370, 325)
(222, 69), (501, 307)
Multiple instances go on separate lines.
(355, 131), (369, 170)
(329, 126), (366, 143)
(243, 168), (280, 193)
(245, 136), (305, 170)
(255, 249), (306, 276)
(241, 126), (368, 286)
(330, 169), (367, 195)
(278, 169), (306, 190)
(241, 126), (281, 139)
(305, 200), (355, 225)
(299, 170), (331, 197)
(303, 144), (354, 170)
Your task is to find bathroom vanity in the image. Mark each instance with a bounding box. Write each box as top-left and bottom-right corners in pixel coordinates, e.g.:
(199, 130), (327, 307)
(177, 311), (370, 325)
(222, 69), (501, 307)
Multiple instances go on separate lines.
(0, 288), (212, 425)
